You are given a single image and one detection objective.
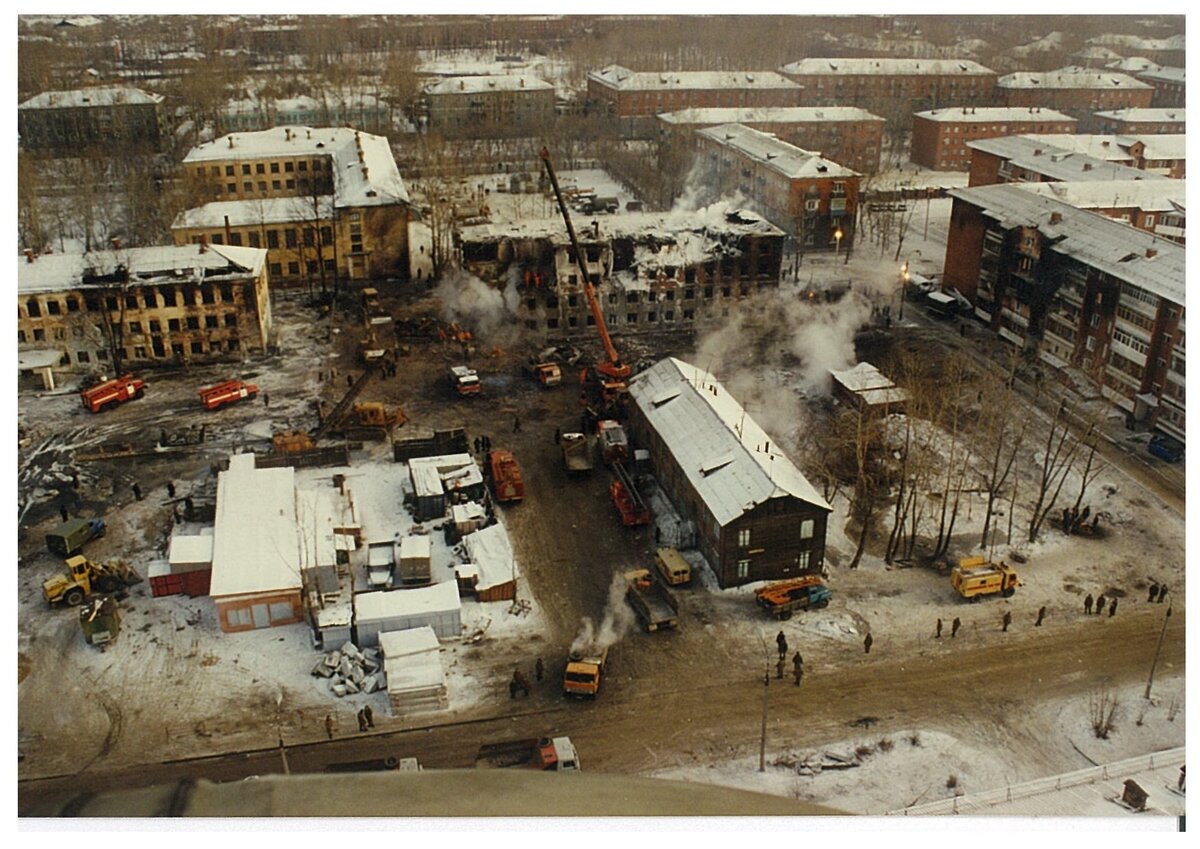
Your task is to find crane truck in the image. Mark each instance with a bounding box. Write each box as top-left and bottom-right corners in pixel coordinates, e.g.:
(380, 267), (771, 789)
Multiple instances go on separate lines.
(540, 147), (632, 419)
(755, 575), (831, 620)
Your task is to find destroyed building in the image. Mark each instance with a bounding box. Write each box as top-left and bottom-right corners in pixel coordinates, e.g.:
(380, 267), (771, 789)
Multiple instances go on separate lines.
(626, 358), (831, 589)
(456, 209), (786, 337)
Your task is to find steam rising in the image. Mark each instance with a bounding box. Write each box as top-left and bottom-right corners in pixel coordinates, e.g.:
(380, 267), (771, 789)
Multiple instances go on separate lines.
(569, 572), (636, 655)
(434, 268), (522, 345)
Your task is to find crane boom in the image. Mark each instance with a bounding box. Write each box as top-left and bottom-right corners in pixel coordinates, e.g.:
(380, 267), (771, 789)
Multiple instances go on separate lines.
(539, 147), (630, 380)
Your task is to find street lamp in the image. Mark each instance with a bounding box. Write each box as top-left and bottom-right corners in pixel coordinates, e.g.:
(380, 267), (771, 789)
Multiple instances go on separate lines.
(833, 227), (844, 258)
(899, 262), (909, 321)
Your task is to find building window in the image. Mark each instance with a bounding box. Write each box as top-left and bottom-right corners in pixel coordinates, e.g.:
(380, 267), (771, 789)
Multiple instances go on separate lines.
(800, 519), (815, 540)
(272, 180), (281, 190)
(736, 559), (750, 579)
(795, 551), (810, 571)
(168, 318), (181, 331)
(46, 300), (61, 315)
(190, 341), (204, 354)
(270, 162), (279, 174)
(255, 163), (265, 174)
(128, 321), (141, 334)
(162, 289), (177, 307)
(149, 320), (161, 333)
(17, 330), (26, 343)
(737, 528), (751, 547)
(186, 316), (200, 330)
(284, 161), (294, 172)
(33, 329), (45, 341)
(288, 262), (300, 275)
(248, 231), (260, 248)
(285, 230), (297, 248)
(225, 313), (238, 327)
(76, 350), (90, 364)
(243, 182), (252, 192)
(241, 164), (251, 175)
(266, 229), (279, 248)
(205, 315), (219, 329)
(269, 262), (282, 277)
(66, 297), (79, 313)
(225, 165), (235, 176)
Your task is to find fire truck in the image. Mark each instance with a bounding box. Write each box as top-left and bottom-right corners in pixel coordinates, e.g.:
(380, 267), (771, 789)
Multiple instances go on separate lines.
(198, 379), (259, 411)
(80, 374), (146, 413)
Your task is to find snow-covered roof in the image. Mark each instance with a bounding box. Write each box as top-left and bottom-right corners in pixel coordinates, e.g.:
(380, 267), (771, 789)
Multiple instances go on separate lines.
(17, 244), (267, 295)
(948, 184), (1184, 306)
(19, 86), (163, 110)
(966, 136), (1166, 183)
(1013, 179), (1186, 214)
(1105, 56), (1162, 73)
(996, 69), (1152, 91)
(458, 206), (785, 246)
(407, 454), (480, 499)
(354, 581), (462, 623)
(296, 486), (352, 572)
(1088, 33), (1185, 51)
(209, 454), (302, 598)
(424, 75), (553, 95)
(379, 626), (440, 658)
(658, 106), (884, 126)
(1019, 134), (1139, 163)
(1093, 107), (1184, 123)
(628, 358), (830, 528)
(589, 64), (801, 92)
(461, 524), (519, 592)
(398, 534), (431, 561)
(169, 535), (214, 567)
(183, 126), (409, 208)
(698, 124), (860, 180)
(914, 107), (1076, 124)
(779, 57), (994, 76)
(379, 627), (444, 694)
(830, 362), (895, 393)
(172, 196), (335, 229)
(1139, 135), (1186, 161)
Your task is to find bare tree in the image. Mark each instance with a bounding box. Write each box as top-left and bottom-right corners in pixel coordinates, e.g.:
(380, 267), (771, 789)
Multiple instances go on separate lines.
(977, 351), (1030, 549)
(1028, 399), (1079, 542)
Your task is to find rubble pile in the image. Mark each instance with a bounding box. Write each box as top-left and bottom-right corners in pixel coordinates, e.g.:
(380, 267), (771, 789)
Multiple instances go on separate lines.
(311, 641), (386, 697)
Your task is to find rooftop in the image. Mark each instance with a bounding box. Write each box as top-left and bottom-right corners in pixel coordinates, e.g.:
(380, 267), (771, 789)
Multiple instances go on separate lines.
(967, 136), (1167, 183)
(779, 57), (994, 76)
(183, 126), (409, 208)
(172, 196), (335, 229)
(17, 244), (267, 295)
(627, 357), (830, 528)
(1012, 179), (1186, 214)
(1138, 135), (1186, 161)
(948, 183), (1184, 306)
(1136, 66), (1186, 84)
(19, 86), (164, 109)
(698, 123), (860, 180)
(658, 106), (883, 125)
(914, 107), (1076, 124)
(458, 206), (786, 246)
(589, 64), (801, 92)
(424, 75), (554, 95)
(1019, 134), (1139, 163)
(996, 69), (1152, 91)
(1092, 107), (1184, 122)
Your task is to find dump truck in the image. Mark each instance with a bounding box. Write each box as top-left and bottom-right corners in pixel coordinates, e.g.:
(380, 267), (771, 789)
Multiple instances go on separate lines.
(597, 419), (629, 465)
(609, 462), (649, 526)
(450, 365), (481, 396)
(524, 359), (562, 387)
(79, 595), (121, 649)
(43, 556), (142, 607)
(46, 517), (106, 557)
(624, 569), (680, 632)
(755, 575), (832, 620)
(563, 645), (609, 698)
(560, 431), (594, 476)
(475, 736), (580, 771)
(655, 547), (692, 586)
(488, 449), (524, 503)
(198, 379), (258, 411)
(951, 556), (1019, 600)
(80, 374), (146, 413)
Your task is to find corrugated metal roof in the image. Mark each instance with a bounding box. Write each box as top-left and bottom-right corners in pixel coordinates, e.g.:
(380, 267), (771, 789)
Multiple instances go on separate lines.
(628, 358), (830, 528)
(698, 123), (860, 179)
(966, 136), (1167, 183)
(949, 184), (1184, 305)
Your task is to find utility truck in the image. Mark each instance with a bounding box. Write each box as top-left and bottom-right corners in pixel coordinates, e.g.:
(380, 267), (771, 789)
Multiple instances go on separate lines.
(475, 736), (580, 771)
(46, 518), (106, 557)
(951, 556), (1019, 600)
(755, 575), (831, 620)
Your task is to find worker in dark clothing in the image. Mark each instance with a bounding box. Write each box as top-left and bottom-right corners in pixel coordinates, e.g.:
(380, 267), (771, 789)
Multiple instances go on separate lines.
(325, 714), (334, 739)
(554, 427), (561, 444)
(473, 437), (481, 454)
(1002, 611), (1012, 632)
(513, 416), (521, 433)
(1096, 594), (1106, 615)
(72, 471), (81, 489)
(511, 668), (530, 698)
(184, 496), (195, 519)
(167, 481), (176, 498)
(356, 709), (368, 732)
(951, 617), (961, 638)
(936, 618), (943, 638)
(363, 704), (374, 728)
(262, 391), (269, 407)
(132, 482), (142, 501)
(535, 657), (544, 682)
(1084, 594), (1094, 615)
(59, 504), (69, 523)
(1035, 606), (1046, 627)
(347, 375), (354, 388)
(775, 656), (785, 679)
(776, 630), (788, 659)
(1109, 597), (1118, 617)
(863, 633), (873, 654)
(792, 652), (803, 686)
(1158, 585), (1168, 604)
(1149, 584), (1160, 603)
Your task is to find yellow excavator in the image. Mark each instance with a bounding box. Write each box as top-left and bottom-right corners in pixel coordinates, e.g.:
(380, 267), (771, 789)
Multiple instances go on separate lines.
(43, 556), (142, 606)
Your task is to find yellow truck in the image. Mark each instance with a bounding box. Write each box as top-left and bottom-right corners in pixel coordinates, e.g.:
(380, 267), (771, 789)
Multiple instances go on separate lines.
(655, 547), (692, 586)
(563, 645), (609, 699)
(951, 556), (1019, 600)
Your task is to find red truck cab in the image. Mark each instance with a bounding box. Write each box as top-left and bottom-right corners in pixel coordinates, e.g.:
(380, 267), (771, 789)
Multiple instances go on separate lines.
(488, 449), (524, 502)
(80, 374), (146, 413)
(198, 379), (259, 411)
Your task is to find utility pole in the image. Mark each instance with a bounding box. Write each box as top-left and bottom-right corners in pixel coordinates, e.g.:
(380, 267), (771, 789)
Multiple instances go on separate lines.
(1144, 606), (1173, 700)
(759, 671), (769, 773)
(276, 692), (290, 775)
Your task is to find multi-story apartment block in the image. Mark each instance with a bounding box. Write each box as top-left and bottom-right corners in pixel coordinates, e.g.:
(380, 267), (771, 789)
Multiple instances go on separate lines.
(456, 209), (785, 337)
(176, 126), (411, 285)
(1088, 33), (1186, 69)
(423, 75), (556, 134)
(943, 184), (1184, 441)
(586, 65), (804, 136)
(1021, 133), (1185, 179)
(1091, 107), (1185, 136)
(17, 243), (271, 375)
(778, 58), (996, 113)
(695, 124), (860, 251)
(1136, 67), (1186, 108)
(966, 135), (1170, 188)
(657, 106), (885, 174)
(1011, 180), (1186, 245)
(994, 69), (1154, 121)
(910, 107), (1077, 171)
(221, 93), (393, 135)
(18, 86), (165, 152)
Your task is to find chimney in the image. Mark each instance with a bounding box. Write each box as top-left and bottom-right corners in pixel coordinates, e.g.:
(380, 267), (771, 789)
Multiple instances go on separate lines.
(223, 214), (232, 244)
(307, 130), (311, 139)
(1049, 211), (1062, 224)
(520, 78), (525, 87)
(285, 128), (291, 141)
(1083, 162), (1093, 171)
(592, 221), (600, 239)
(1146, 247), (1158, 258)
(24, 249), (34, 264)
(362, 166), (369, 180)
(111, 237), (122, 250)
(199, 234), (208, 254)
(227, 135), (234, 148)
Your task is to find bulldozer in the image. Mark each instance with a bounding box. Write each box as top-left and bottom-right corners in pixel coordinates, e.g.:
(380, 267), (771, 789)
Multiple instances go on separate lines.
(272, 430), (316, 454)
(333, 402), (407, 440)
(43, 556), (142, 607)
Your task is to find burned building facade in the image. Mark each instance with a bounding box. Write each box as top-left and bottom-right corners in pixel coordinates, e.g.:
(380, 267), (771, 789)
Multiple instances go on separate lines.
(456, 210), (786, 337)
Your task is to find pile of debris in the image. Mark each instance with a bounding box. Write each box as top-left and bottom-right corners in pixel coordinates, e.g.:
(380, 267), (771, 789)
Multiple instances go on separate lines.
(311, 641), (386, 697)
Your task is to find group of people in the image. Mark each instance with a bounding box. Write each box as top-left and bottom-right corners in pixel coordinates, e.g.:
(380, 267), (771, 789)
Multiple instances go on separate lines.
(775, 632), (805, 686)
(509, 658), (544, 698)
(1082, 593), (1120, 617)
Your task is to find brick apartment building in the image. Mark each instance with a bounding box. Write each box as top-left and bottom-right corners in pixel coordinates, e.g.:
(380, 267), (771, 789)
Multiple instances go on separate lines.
(1011, 180), (1186, 245)
(1022, 133), (1185, 179)
(910, 107), (1076, 171)
(1136, 67), (1186, 108)
(777, 57), (996, 113)
(943, 184), (1184, 441)
(695, 123), (860, 251)
(1092, 107), (1185, 136)
(586, 65), (804, 136)
(657, 106), (885, 174)
(176, 126), (411, 285)
(17, 243), (272, 375)
(456, 209), (785, 337)
(965, 135), (1170, 188)
(1088, 33), (1186, 69)
(994, 69), (1154, 121)
(423, 75), (556, 134)
(18, 86), (165, 152)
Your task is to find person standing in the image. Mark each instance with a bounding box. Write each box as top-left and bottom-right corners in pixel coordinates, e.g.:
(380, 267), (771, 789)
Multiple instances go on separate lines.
(356, 709), (368, 733)
(535, 657), (544, 682)
(1035, 606), (1046, 627)
(776, 631), (788, 660)
(792, 652), (803, 686)
(775, 656), (785, 679)
(132, 482), (142, 501)
(1149, 584), (1160, 603)
(1002, 611), (1012, 632)
(1096, 594), (1106, 615)
(1159, 585), (1168, 604)
(59, 504), (69, 523)
(262, 391), (269, 407)
(1084, 594), (1094, 615)
(325, 714), (334, 739)
(935, 618), (943, 639)
(1109, 597), (1118, 617)
(166, 481), (176, 498)
(363, 704), (374, 728)
(863, 633), (873, 654)
(513, 416), (521, 433)
(951, 617), (961, 638)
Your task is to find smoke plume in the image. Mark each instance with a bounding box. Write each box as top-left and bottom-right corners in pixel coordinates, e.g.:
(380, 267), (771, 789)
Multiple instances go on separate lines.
(569, 571), (637, 655)
(433, 268), (522, 347)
